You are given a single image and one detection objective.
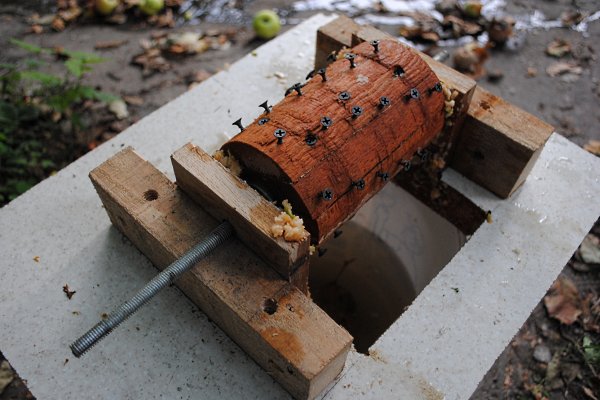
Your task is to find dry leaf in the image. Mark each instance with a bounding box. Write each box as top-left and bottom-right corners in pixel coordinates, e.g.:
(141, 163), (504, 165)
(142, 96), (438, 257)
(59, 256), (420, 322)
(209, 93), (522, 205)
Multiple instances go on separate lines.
(583, 386), (599, 400)
(546, 61), (582, 77)
(526, 67), (538, 77)
(544, 277), (582, 325)
(0, 361), (14, 394)
(51, 17), (65, 31)
(579, 234), (600, 264)
(30, 24), (43, 34)
(33, 255), (40, 262)
(584, 140), (600, 156)
(546, 39), (571, 58)
(62, 284), (76, 300)
(122, 95), (144, 106)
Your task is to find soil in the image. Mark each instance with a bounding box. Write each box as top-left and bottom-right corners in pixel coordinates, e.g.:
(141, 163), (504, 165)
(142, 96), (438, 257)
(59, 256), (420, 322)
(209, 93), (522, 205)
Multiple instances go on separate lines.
(0, 0), (599, 398)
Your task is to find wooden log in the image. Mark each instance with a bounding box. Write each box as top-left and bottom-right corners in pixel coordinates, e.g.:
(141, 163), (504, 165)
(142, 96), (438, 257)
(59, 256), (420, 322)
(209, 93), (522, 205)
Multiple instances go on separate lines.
(451, 87), (554, 197)
(171, 143), (310, 280)
(223, 39), (445, 243)
(89, 147), (352, 400)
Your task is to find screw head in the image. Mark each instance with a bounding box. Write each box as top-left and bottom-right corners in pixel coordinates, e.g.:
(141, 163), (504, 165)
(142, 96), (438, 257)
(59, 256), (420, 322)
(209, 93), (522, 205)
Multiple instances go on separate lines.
(410, 88), (420, 99)
(351, 106), (363, 118)
(321, 188), (334, 201)
(370, 40), (380, 53)
(338, 91), (351, 101)
(379, 96), (391, 108)
(401, 160), (411, 171)
(434, 82), (442, 92)
(321, 116), (332, 129)
(305, 133), (318, 146)
(352, 179), (365, 190)
(377, 171), (390, 181)
(258, 118), (269, 125)
(274, 128), (286, 144)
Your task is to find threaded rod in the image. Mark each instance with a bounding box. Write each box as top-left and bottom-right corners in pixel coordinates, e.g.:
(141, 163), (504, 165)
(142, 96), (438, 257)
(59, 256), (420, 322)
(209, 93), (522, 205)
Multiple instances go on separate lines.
(70, 221), (234, 357)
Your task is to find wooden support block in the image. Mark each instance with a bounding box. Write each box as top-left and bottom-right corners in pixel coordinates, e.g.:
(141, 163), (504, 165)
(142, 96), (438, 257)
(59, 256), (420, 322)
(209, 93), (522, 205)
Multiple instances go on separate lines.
(314, 15), (360, 69)
(171, 143), (310, 280)
(451, 87), (554, 198)
(89, 147), (352, 400)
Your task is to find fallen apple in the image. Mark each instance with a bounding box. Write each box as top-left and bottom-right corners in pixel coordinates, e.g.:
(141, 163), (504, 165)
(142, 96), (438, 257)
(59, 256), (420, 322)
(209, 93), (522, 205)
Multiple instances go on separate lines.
(252, 10), (281, 40)
(95, 0), (118, 16)
(139, 0), (164, 16)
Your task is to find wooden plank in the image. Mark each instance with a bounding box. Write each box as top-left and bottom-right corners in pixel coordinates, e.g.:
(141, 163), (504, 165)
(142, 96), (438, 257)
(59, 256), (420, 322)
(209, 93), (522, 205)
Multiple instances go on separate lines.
(451, 87), (554, 197)
(90, 147), (352, 400)
(171, 143), (310, 279)
(314, 15), (360, 69)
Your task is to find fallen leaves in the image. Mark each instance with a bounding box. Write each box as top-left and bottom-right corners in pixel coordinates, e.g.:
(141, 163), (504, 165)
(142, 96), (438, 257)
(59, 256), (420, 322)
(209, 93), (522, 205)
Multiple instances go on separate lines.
(546, 61), (582, 77)
(546, 39), (572, 58)
(583, 140), (600, 157)
(94, 39), (128, 50)
(452, 42), (489, 77)
(62, 284), (76, 300)
(0, 361), (14, 394)
(544, 277), (582, 325)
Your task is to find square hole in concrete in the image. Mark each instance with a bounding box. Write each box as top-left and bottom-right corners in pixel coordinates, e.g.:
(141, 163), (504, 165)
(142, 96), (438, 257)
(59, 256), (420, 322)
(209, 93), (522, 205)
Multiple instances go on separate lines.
(309, 180), (485, 353)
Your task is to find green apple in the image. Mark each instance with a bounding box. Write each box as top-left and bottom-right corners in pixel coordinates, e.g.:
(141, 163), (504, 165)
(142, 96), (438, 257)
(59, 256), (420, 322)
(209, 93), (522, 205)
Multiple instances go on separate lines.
(139, 0), (164, 16)
(95, 0), (118, 16)
(252, 10), (281, 40)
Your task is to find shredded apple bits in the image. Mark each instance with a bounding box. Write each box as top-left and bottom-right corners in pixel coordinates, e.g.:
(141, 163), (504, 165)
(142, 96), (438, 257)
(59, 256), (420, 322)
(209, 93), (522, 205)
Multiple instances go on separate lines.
(213, 149), (242, 176)
(271, 200), (308, 242)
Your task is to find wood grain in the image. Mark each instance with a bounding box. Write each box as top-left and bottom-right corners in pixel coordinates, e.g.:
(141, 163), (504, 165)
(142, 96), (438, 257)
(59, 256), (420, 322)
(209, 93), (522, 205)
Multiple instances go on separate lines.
(451, 87), (554, 197)
(90, 147), (352, 400)
(223, 39), (444, 243)
(171, 143), (310, 280)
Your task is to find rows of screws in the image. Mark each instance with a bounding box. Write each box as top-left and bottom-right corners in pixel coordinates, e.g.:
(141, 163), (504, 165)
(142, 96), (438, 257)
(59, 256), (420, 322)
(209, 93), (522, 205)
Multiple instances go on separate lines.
(229, 40), (442, 203)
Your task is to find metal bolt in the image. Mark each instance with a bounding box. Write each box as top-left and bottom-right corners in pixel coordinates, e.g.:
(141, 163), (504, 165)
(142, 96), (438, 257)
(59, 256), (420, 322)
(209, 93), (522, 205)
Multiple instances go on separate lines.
(317, 247), (328, 257)
(371, 40), (380, 53)
(321, 116), (333, 130)
(345, 53), (357, 68)
(351, 106), (363, 119)
(416, 148), (429, 161)
(393, 65), (405, 77)
(334, 229), (343, 238)
(306, 68), (327, 82)
(258, 118), (269, 125)
(352, 179), (365, 190)
(321, 188), (334, 201)
(305, 132), (318, 146)
(326, 53), (337, 63)
(232, 118), (244, 132)
(259, 100), (271, 114)
(274, 128), (286, 144)
(405, 88), (420, 101)
(427, 82), (443, 95)
(378, 96), (391, 109)
(338, 91), (351, 101)
(377, 171), (389, 181)
(70, 221), (234, 358)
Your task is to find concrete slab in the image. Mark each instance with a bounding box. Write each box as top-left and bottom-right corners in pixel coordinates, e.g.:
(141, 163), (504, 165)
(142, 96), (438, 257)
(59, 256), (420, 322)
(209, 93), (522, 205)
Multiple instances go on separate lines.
(1, 13), (599, 400)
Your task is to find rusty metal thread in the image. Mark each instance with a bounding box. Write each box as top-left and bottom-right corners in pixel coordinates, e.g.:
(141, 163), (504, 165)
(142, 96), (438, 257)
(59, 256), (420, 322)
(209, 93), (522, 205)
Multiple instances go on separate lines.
(70, 221), (234, 358)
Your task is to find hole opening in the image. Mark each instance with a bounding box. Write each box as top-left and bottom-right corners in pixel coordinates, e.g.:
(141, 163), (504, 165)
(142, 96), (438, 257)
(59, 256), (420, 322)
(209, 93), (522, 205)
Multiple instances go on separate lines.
(143, 189), (159, 201)
(262, 298), (278, 315)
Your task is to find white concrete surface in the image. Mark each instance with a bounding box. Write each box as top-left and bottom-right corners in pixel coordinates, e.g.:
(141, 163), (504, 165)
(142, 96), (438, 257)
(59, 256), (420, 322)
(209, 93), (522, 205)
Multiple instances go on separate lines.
(1, 13), (599, 400)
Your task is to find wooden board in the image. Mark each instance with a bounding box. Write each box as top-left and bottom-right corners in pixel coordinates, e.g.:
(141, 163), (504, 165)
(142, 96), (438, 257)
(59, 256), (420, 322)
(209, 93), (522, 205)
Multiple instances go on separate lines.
(171, 143), (310, 280)
(90, 147), (352, 400)
(223, 39), (445, 243)
(316, 16), (553, 199)
(451, 87), (554, 197)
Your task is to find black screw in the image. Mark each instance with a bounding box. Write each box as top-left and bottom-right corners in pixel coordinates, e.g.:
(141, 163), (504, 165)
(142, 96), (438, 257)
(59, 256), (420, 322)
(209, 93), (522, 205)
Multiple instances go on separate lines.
(371, 40), (380, 53)
(232, 118), (244, 132)
(401, 160), (411, 171)
(344, 53), (357, 68)
(427, 82), (443, 95)
(351, 106), (363, 118)
(317, 247), (328, 257)
(307, 68), (327, 81)
(352, 179), (365, 190)
(333, 229), (343, 238)
(285, 83), (304, 96)
(258, 118), (269, 125)
(326, 53), (337, 63)
(305, 132), (317, 146)
(404, 88), (420, 102)
(259, 100), (271, 114)
(338, 91), (351, 101)
(416, 148), (429, 161)
(378, 96), (391, 109)
(377, 171), (389, 181)
(321, 116), (332, 130)
(321, 188), (334, 201)
(394, 65), (405, 77)
(274, 128), (286, 145)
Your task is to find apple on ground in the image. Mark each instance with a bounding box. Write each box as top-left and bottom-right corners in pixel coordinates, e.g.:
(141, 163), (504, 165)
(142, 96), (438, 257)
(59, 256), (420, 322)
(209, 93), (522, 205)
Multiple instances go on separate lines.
(253, 10), (281, 40)
(95, 0), (118, 16)
(139, 0), (164, 16)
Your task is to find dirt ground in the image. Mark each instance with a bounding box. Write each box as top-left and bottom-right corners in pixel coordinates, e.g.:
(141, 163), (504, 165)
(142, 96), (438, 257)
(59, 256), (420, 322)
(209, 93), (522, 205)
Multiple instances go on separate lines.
(0, 0), (599, 398)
